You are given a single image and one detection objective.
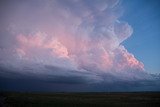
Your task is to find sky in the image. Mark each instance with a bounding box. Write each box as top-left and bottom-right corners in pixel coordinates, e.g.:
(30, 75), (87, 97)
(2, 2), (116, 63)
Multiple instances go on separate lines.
(0, 0), (160, 92)
(121, 0), (160, 74)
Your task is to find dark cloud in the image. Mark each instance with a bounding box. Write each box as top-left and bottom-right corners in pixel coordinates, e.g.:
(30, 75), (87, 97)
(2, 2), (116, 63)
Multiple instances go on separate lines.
(1, 72), (160, 92)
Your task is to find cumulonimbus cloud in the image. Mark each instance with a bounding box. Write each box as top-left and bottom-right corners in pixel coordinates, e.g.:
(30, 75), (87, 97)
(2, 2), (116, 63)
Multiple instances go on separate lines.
(0, 0), (151, 84)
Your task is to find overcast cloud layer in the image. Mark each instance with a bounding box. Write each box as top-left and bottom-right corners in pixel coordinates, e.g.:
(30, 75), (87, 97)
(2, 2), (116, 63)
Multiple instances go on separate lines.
(0, 0), (159, 91)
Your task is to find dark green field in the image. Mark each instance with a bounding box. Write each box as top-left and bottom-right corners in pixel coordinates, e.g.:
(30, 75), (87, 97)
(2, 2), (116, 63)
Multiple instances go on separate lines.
(0, 92), (160, 107)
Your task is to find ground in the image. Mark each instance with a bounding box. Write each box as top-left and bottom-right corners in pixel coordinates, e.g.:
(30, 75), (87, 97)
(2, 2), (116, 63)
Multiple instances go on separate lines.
(0, 92), (160, 107)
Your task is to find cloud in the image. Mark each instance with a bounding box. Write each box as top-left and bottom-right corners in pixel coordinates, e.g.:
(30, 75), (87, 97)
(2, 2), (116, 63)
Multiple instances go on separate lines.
(0, 0), (157, 88)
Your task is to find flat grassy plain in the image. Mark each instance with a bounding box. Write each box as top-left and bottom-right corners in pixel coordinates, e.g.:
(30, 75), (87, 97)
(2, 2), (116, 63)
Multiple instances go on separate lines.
(0, 92), (160, 107)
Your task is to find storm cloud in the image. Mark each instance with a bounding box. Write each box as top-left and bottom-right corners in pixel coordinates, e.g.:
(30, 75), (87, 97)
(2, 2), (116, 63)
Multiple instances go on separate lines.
(0, 0), (159, 91)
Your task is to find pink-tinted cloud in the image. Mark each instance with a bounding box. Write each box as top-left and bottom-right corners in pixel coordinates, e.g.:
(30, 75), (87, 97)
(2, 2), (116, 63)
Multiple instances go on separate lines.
(114, 46), (144, 72)
(17, 32), (69, 58)
(0, 0), (147, 83)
